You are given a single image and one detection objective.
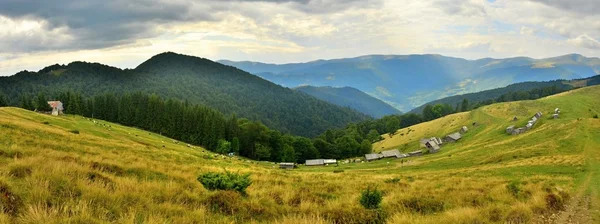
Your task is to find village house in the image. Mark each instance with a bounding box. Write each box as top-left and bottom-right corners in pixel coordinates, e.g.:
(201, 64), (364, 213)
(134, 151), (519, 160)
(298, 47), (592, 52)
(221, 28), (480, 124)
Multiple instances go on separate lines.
(425, 140), (440, 153)
(305, 159), (325, 166)
(444, 132), (462, 143)
(459, 126), (468, 134)
(323, 159), (337, 165)
(553, 114), (559, 119)
(279, 163), (295, 169)
(419, 138), (430, 148)
(381, 149), (402, 158)
(365, 153), (382, 162)
(47, 101), (64, 116)
(506, 125), (515, 134)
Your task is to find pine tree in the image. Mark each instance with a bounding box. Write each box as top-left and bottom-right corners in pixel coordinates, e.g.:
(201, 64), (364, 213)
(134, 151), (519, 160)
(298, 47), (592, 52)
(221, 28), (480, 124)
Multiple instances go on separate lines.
(35, 93), (52, 111)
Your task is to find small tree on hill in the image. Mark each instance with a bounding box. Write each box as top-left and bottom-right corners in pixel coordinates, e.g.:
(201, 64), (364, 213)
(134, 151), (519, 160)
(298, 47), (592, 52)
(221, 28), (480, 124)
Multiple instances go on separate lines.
(35, 93), (52, 111)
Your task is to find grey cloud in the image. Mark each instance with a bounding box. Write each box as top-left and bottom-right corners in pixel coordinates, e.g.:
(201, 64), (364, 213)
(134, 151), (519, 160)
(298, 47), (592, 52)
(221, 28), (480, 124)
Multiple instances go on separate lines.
(528, 0), (600, 15)
(0, 0), (380, 53)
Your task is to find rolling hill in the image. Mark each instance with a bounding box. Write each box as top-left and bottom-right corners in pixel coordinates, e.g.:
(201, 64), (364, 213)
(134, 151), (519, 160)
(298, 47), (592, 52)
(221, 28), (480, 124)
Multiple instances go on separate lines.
(0, 85), (599, 223)
(0, 52), (370, 137)
(294, 86), (401, 118)
(220, 54), (600, 112)
(409, 74), (600, 114)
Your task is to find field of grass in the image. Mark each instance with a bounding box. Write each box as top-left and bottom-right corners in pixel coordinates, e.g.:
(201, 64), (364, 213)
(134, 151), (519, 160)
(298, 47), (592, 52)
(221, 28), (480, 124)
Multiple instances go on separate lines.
(1, 86), (599, 223)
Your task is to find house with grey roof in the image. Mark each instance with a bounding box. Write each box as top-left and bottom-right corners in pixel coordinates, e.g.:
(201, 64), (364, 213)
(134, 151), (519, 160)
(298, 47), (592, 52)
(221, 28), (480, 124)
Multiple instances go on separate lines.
(425, 140), (440, 153)
(305, 159), (325, 166)
(365, 153), (383, 162)
(444, 132), (462, 143)
(323, 159), (337, 165)
(279, 163), (295, 169)
(381, 149), (402, 158)
(506, 125), (515, 134)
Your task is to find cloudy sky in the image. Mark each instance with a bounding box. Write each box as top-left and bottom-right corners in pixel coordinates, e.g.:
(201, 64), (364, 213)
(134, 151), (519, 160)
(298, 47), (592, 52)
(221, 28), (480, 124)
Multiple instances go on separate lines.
(1, 0), (599, 76)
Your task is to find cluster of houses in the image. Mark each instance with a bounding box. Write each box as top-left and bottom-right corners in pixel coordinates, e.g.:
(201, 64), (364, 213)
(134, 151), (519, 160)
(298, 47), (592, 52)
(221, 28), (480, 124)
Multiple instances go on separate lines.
(280, 125), (472, 169)
(506, 111), (543, 135)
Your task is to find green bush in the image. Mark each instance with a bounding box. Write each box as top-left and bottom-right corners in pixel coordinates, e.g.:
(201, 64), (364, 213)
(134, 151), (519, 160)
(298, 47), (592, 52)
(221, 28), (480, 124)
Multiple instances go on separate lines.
(384, 177), (401, 184)
(594, 114), (598, 119)
(8, 165), (32, 178)
(507, 181), (521, 198)
(197, 171), (252, 195)
(360, 186), (383, 209)
(69, 129), (80, 134)
(401, 196), (445, 214)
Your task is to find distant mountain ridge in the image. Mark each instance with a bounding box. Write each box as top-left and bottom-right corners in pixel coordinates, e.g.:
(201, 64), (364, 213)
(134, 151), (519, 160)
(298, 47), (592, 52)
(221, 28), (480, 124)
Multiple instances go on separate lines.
(0, 52), (370, 137)
(219, 54), (600, 111)
(409, 74), (600, 114)
(294, 86), (400, 118)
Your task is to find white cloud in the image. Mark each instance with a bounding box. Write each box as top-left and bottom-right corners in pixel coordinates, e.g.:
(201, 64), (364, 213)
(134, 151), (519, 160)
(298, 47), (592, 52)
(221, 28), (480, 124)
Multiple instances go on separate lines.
(1, 0), (600, 76)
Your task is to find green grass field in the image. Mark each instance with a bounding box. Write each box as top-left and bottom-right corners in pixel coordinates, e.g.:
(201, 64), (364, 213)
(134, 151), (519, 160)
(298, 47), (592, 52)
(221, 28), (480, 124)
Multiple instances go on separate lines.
(1, 86), (599, 223)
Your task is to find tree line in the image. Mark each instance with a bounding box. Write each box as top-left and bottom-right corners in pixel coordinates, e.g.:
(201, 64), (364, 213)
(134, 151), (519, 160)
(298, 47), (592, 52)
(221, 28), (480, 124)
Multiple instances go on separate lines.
(6, 91), (370, 163)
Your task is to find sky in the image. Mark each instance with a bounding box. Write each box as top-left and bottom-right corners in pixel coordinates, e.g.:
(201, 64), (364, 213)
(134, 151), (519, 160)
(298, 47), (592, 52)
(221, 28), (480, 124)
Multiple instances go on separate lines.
(1, 0), (600, 76)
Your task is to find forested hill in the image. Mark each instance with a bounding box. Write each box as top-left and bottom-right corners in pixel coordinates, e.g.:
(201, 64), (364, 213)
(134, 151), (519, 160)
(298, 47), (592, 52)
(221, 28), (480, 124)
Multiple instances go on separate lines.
(0, 52), (370, 137)
(409, 75), (600, 114)
(295, 86), (400, 118)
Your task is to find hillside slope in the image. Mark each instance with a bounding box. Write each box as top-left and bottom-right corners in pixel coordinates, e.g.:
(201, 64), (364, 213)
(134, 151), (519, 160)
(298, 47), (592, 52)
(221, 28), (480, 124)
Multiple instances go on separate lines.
(294, 86), (400, 118)
(409, 74), (600, 113)
(220, 54), (600, 111)
(0, 52), (369, 137)
(0, 86), (599, 223)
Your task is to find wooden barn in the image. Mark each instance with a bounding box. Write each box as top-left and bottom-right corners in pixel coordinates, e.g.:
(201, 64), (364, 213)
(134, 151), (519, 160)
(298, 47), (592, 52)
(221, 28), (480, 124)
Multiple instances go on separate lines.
(305, 159), (325, 166)
(279, 163), (295, 169)
(444, 132), (462, 143)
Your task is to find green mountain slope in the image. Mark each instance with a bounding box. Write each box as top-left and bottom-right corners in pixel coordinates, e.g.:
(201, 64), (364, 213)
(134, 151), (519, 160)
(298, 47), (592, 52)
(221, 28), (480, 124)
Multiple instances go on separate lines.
(220, 54), (600, 111)
(294, 86), (400, 118)
(1, 85), (599, 223)
(409, 75), (600, 113)
(0, 52), (369, 137)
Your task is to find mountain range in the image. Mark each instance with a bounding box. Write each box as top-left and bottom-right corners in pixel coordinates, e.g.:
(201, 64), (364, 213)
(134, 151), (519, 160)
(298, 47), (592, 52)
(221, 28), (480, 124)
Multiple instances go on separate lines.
(219, 54), (600, 112)
(0, 52), (369, 137)
(294, 86), (400, 118)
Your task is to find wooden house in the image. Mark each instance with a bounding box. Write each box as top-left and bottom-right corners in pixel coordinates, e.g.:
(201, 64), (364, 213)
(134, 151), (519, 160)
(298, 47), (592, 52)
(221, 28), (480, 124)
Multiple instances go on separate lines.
(381, 149), (401, 158)
(305, 159), (325, 166)
(47, 101), (64, 116)
(365, 153), (382, 162)
(444, 132), (462, 143)
(279, 163), (295, 169)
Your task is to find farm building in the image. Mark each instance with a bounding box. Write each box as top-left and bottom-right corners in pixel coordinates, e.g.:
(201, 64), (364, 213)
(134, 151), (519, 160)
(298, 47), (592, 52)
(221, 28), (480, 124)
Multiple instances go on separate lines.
(444, 132), (462, 143)
(305, 159), (325, 166)
(555, 108), (560, 114)
(323, 159), (337, 165)
(506, 125), (515, 134)
(408, 150), (423, 157)
(365, 153), (382, 162)
(47, 101), (64, 116)
(459, 126), (468, 134)
(430, 137), (443, 145)
(534, 112), (543, 119)
(425, 141), (440, 153)
(553, 114), (559, 119)
(526, 123), (533, 130)
(381, 149), (402, 158)
(279, 163), (295, 169)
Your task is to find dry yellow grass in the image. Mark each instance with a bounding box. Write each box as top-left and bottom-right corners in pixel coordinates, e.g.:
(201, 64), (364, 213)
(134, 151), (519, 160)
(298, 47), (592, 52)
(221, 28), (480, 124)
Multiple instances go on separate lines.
(1, 85), (600, 223)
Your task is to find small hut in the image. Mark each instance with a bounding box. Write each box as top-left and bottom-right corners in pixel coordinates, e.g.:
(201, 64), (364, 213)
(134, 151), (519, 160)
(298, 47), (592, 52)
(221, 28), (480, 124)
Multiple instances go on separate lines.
(47, 101), (64, 116)
(506, 125), (515, 134)
(365, 153), (382, 162)
(323, 159), (337, 165)
(279, 163), (295, 169)
(381, 149), (402, 158)
(526, 123), (533, 130)
(305, 159), (325, 166)
(426, 141), (440, 153)
(419, 138), (430, 148)
(512, 116), (518, 121)
(444, 132), (462, 143)
(534, 112), (543, 119)
(555, 108), (560, 114)
(553, 114), (559, 119)
(459, 126), (468, 134)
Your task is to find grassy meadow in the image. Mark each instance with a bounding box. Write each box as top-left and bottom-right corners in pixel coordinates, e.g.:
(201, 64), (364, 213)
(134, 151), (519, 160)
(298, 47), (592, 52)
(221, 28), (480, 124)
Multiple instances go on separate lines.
(1, 86), (600, 223)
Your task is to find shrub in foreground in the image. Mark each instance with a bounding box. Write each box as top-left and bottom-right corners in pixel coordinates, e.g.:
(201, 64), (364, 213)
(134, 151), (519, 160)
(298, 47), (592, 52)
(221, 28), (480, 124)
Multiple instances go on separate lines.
(360, 186), (383, 209)
(197, 171), (252, 195)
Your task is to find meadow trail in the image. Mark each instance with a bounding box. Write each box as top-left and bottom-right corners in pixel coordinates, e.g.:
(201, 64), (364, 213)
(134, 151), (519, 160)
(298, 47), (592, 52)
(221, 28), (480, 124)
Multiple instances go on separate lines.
(551, 123), (597, 224)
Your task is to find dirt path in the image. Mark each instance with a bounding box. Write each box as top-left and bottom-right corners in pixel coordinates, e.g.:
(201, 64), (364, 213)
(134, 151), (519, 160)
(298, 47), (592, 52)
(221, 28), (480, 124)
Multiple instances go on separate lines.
(548, 173), (593, 224)
(547, 123), (597, 224)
